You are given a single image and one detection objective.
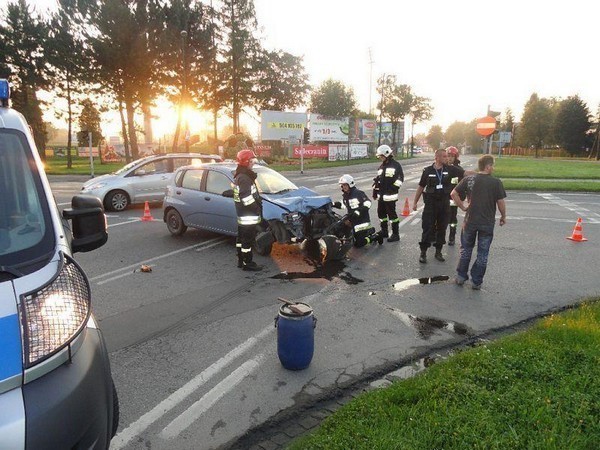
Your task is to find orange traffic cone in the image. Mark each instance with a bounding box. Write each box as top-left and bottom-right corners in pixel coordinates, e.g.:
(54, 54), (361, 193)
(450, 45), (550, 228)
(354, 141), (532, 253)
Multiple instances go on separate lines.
(566, 217), (587, 242)
(401, 198), (411, 217)
(141, 201), (154, 222)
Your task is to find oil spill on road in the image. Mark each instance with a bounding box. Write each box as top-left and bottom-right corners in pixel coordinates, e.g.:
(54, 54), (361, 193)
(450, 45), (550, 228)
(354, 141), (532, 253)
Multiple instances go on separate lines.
(393, 275), (450, 291)
(271, 259), (363, 285)
(388, 308), (472, 340)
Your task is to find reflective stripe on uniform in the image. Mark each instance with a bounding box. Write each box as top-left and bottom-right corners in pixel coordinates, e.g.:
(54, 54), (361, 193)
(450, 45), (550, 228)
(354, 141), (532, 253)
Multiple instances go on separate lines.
(237, 215), (261, 225)
(380, 218), (389, 223)
(390, 217), (400, 224)
(241, 247), (252, 253)
(363, 200), (372, 208)
(382, 194), (398, 201)
(242, 194), (256, 206)
(348, 198), (360, 209)
(384, 168), (396, 177)
(354, 222), (372, 232)
(451, 177), (459, 184)
(377, 169), (383, 176)
(393, 179), (402, 187)
(450, 199), (457, 206)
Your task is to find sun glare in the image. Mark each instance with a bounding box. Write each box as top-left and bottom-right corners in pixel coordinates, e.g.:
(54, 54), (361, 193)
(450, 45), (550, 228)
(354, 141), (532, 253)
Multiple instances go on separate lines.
(152, 101), (211, 142)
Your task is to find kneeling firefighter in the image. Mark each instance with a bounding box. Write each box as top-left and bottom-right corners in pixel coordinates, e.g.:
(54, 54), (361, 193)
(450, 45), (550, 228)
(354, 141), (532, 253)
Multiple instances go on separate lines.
(338, 174), (383, 247)
(234, 149), (263, 271)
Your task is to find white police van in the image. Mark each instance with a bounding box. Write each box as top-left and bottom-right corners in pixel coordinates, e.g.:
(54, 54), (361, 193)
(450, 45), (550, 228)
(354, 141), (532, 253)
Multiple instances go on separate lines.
(0, 79), (118, 449)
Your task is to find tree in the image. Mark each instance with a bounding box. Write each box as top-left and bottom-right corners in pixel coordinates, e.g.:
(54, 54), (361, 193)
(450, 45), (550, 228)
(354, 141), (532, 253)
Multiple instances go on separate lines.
(501, 108), (515, 132)
(409, 95), (432, 153)
(309, 79), (356, 117)
(444, 121), (468, 147)
(77, 99), (103, 147)
(552, 95), (591, 155)
(254, 50), (309, 112)
(0, 0), (50, 158)
(427, 125), (444, 150)
(518, 93), (553, 157)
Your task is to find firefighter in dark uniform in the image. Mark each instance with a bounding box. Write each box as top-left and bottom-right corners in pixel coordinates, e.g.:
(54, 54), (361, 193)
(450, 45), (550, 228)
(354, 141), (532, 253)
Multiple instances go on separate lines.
(412, 148), (461, 263)
(338, 174), (383, 247)
(446, 146), (466, 245)
(233, 149), (263, 271)
(372, 144), (404, 242)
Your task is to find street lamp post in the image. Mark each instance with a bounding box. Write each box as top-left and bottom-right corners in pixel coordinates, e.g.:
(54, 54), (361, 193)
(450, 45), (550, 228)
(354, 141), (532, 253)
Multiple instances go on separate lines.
(181, 30), (189, 153)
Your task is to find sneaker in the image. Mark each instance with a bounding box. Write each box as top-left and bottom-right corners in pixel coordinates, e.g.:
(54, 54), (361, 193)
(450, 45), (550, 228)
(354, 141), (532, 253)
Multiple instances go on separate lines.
(434, 252), (445, 262)
(472, 283), (482, 290)
(387, 234), (399, 242)
(454, 276), (466, 286)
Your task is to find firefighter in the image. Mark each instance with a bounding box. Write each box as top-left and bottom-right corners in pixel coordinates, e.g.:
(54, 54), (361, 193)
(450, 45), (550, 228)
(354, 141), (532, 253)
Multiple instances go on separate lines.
(372, 144), (404, 242)
(412, 148), (461, 263)
(446, 146), (466, 245)
(233, 149), (263, 271)
(338, 174), (383, 247)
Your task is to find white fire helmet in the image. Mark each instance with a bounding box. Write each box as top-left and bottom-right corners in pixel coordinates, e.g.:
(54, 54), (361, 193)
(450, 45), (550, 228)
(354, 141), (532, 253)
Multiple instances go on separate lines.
(338, 174), (355, 188)
(376, 144), (392, 158)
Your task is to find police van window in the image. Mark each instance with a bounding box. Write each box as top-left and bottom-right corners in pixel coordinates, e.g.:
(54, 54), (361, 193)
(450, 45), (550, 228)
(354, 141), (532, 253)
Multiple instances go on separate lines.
(205, 170), (231, 195)
(181, 169), (204, 190)
(0, 130), (54, 270)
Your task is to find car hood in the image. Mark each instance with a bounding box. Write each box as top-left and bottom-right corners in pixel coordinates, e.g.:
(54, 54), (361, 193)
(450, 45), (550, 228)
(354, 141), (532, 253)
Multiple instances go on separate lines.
(261, 187), (332, 220)
(82, 173), (117, 188)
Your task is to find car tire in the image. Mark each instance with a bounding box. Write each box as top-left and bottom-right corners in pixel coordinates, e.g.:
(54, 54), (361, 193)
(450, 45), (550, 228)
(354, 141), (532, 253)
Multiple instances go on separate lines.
(166, 209), (187, 236)
(111, 380), (120, 438)
(105, 190), (129, 211)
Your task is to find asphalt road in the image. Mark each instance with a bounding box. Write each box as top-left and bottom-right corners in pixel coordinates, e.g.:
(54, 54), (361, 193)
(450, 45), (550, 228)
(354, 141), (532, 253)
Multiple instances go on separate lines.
(49, 155), (600, 450)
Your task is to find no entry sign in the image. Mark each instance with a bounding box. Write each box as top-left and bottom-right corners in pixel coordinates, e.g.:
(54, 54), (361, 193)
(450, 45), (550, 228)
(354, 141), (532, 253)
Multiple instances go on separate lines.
(476, 116), (497, 136)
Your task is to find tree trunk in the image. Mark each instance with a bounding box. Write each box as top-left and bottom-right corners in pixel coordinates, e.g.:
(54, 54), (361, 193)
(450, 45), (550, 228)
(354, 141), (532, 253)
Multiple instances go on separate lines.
(66, 75), (73, 169)
(125, 97), (139, 160)
(213, 108), (218, 140)
(172, 103), (182, 153)
(118, 100), (131, 163)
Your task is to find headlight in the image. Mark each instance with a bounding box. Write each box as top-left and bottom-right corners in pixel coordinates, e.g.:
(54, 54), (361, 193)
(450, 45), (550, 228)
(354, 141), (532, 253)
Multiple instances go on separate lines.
(83, 182), (106, 191)
(19, 254), (91, 368)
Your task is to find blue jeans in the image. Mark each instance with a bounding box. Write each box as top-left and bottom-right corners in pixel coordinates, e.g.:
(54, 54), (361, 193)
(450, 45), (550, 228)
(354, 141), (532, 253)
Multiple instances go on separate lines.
(456, 222), (495, 285)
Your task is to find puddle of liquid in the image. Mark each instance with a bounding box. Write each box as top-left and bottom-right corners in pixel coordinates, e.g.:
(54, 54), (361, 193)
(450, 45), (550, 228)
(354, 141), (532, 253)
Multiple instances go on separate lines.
(271, 259), (363, 285)
(393, 275), (450, 291)
(386, 308), (471, 340)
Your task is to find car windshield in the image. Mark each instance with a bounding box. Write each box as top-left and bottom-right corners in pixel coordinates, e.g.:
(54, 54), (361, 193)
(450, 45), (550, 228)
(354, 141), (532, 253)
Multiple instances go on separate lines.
(0, 129), (54, 272)
(113, 156), (153, 175)
(254, 166), (298, 194)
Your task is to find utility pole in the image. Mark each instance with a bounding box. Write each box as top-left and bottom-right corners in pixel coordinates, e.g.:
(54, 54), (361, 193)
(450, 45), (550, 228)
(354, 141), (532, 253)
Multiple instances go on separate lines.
(368, 48), (374, 115)
(377, 73), (385, 147)
(182, 30), (189, 153)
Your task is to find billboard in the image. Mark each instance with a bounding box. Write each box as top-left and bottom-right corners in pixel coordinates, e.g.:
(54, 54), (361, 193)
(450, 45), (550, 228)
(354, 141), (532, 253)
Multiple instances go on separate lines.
(376, 122), (404, 147)
(353, 119), (377, 142)
(292, 145), (328, 158)
(328, 144), (368, 161)
(261, 110), (306, 140)
(309, 115), (349, 142)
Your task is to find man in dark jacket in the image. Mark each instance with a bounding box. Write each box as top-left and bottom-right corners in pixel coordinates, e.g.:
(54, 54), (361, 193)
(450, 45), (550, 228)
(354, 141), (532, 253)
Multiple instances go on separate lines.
(338, 174), (383, 247)
(445, 146), (466, 245)
(233, 149), (263, 271)
(372, 144), (404, 242)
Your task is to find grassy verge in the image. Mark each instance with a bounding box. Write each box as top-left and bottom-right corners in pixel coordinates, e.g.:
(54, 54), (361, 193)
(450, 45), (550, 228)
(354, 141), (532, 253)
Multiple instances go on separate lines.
(289, 300), (600, 450)
(44, 157), (122, 175)
(502, 179), (600, 192)
(494, 158), (600, 179)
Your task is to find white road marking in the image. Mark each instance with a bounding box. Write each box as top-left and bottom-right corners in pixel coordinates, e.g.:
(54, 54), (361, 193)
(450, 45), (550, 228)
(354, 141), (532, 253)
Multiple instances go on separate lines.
(96, 264), (156, 286)
(90, 237), (227, 282)
(110, 326), (272, 450)
(160, 354), (265, 439)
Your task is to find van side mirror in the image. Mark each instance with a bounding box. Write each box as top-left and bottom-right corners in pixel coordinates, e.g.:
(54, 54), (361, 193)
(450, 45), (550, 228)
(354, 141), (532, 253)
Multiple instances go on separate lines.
(62, 195), (108, 253)
(222, 189), (234, 198)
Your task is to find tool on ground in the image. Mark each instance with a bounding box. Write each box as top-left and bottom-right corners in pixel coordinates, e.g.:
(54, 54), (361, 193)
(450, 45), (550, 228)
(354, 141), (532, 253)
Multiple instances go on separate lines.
(141, 201), (154, 221)
(566, 217), (587, 242)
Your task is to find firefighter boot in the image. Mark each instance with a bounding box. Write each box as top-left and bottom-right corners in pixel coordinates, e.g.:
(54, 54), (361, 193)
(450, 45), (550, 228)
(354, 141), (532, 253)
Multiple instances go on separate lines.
(237, 247), (243, 268)
(448, 226), (456, 246)
(434, 246), (445, 262)
(379, 222), (389, 239)
(419, 249), (427, 264)
(242, 251), (263, 271)
(387, 222), (400, 242)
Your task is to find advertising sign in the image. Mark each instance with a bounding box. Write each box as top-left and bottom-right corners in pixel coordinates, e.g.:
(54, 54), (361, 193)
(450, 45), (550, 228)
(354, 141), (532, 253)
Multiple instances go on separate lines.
(355, 119), (377, 142)
(261, 110), (306, 140)
(327, 144), (368, 161)
(309, 115), (349, 142)
(376, 122), (404, 147)
(292, 145), (328, 158)
(254, 145), (272, 157)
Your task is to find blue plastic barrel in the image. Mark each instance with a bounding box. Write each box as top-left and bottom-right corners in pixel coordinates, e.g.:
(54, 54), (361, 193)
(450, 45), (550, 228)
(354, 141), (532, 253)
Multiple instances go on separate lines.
(275, 303), (316, 370)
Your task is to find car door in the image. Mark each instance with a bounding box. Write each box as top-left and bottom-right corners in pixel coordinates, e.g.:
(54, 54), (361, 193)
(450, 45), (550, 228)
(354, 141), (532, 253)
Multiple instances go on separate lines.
(175, 168), (206, 229)
(201, 170), (237, 235)
(127, 158), (172, 203)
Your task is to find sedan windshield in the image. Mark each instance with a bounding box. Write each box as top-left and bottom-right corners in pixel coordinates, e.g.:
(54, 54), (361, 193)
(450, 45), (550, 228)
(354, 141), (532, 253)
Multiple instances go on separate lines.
(254, 167), (298, 194)
(113, 156), (152, 175)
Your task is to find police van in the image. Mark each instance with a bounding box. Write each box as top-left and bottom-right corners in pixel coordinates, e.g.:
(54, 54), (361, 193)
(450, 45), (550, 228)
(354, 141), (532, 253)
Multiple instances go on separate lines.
(0, 79), (118, 449)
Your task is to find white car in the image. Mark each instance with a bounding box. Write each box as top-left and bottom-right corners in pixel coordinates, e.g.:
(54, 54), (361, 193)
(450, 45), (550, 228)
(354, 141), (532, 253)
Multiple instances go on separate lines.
(81, 153), (222, 211)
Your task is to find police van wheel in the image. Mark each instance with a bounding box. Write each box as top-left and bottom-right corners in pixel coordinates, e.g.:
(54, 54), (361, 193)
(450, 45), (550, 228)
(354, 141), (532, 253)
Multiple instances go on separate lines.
(166, 209), (187, 236)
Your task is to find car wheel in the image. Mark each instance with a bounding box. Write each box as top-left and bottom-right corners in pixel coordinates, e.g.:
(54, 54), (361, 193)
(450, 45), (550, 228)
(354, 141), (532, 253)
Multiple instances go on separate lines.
(105, 190), (129, 211)
(166, 209), (187, 236)
(111, 380), (120, 438)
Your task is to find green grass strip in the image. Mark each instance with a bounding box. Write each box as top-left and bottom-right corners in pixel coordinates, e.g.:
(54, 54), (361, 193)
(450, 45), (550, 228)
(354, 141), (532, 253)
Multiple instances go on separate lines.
(502, 179), (600, 192)
(289, 300), (600, 450)
(494, 158), (600, 179)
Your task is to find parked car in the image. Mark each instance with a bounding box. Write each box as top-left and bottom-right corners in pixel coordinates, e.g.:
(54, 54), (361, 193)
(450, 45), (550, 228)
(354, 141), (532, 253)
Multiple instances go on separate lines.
(162, 163), (350, 259)
(81, 152), (223, 211)
(0, 79), (117, 449)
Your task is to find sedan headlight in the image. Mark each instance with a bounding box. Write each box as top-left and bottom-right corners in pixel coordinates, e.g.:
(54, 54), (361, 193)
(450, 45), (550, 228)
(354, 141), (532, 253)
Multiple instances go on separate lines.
(82, 182), (106, 191)
(19, 254), (91, 368)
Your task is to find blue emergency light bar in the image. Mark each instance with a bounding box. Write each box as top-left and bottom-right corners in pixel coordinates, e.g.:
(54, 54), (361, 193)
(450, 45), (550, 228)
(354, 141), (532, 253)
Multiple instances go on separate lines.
(0, 79), (10, 106)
